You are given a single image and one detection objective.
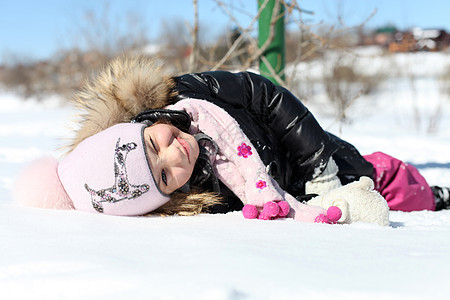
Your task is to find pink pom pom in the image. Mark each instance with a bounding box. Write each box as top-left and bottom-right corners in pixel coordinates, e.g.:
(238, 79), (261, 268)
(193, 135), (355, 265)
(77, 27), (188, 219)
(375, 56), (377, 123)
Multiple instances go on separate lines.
(314, 214), (330, 224)
(262, 201), (280, 217)
(13, 157), (74, 210)
(327, 206), (342, 223)
(277, 201), (290, 217)
(242, 204), (259, 219)
(258, 212), (271, 220)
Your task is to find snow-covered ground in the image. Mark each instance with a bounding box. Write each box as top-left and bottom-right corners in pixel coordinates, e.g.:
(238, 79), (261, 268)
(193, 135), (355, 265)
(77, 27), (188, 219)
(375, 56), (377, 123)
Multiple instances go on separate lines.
(1, 51), (450, 299)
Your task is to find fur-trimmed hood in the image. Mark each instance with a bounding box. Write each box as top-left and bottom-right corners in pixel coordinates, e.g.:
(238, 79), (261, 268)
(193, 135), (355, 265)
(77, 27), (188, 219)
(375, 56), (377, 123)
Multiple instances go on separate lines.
(67, 55), (176, 153)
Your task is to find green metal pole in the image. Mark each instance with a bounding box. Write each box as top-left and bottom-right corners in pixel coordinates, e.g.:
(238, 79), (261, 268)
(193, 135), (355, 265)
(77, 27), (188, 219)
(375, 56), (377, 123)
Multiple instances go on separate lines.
(258, 0), (285, 84)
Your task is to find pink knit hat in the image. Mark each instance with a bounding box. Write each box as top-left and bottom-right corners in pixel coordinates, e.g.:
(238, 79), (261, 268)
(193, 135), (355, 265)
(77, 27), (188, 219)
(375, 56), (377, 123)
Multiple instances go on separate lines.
(14, 123), (170, 216)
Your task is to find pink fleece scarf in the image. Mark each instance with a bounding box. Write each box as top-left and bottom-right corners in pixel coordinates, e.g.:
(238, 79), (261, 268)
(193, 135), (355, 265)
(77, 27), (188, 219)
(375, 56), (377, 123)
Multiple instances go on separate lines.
(167, 99), (336, 222)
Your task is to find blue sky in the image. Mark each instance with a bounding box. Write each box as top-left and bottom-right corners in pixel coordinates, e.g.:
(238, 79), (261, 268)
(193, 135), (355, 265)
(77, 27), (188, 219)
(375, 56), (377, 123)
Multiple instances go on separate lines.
(1, 0), (449, 64)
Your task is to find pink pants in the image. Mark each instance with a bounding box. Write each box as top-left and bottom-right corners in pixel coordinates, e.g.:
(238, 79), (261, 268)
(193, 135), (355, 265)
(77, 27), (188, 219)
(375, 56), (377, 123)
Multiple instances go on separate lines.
(363, 152), (435, 211)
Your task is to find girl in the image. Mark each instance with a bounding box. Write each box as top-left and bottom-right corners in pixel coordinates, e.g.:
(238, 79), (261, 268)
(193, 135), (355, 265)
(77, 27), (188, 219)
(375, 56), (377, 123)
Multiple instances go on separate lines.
(15, 55), (449, 222)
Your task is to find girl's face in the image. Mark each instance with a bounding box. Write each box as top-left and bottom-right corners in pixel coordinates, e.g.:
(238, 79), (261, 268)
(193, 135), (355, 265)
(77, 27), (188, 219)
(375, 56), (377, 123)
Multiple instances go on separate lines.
(143, 124), (199, 194)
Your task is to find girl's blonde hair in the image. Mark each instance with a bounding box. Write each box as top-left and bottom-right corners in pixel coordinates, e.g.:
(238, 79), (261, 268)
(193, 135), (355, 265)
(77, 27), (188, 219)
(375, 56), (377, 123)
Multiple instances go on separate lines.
(150, 190), (222, 216)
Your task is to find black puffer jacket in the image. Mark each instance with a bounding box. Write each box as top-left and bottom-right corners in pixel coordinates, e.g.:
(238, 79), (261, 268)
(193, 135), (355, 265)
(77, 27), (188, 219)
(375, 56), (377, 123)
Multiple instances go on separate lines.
(172, 71), (374, 212)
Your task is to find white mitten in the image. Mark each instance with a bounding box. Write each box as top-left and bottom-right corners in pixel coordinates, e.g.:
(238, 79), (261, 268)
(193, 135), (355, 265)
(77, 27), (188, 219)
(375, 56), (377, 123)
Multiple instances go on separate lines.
(306, 176), (390, 226)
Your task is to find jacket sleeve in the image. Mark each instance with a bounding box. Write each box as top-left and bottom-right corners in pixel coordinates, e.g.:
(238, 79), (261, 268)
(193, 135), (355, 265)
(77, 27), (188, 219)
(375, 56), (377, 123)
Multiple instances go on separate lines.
(173, 71), (338, 182)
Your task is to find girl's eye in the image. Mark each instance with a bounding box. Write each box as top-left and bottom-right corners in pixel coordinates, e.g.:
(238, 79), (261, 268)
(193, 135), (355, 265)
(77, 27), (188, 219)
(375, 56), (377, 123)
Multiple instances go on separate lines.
(150, 138), (157, 152)
(161, 170), (167, 186)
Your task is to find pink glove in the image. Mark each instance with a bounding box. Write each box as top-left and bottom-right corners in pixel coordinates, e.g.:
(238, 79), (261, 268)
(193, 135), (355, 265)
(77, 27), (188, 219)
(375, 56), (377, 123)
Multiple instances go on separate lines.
(242, 201), (290, 220)
(243, 201), (342, 224)
(314, 206), (342, 224)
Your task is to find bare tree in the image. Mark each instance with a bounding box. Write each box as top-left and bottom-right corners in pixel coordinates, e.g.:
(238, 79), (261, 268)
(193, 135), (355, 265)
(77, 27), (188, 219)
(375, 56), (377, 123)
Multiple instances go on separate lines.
(0, 1), (151, 99)
(74, 2), (149, 59)
(188, 0), (199, 72)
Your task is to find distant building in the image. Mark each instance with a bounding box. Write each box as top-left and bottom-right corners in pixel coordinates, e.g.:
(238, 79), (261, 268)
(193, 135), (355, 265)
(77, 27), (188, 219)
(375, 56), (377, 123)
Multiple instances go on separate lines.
(365, 26), (449, 53)
(389, 31), (417, 53)
(374, 26), (397, 47)
(412, 28), (450, 51)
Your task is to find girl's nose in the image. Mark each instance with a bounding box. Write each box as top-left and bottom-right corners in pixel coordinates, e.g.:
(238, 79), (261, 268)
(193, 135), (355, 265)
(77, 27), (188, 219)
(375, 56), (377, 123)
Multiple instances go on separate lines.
(162, 145), (183, 164)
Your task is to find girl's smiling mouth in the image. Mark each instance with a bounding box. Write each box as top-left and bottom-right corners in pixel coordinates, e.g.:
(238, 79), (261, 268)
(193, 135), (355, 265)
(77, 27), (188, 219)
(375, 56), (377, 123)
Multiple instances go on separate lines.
(177, 137), (190, 162)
